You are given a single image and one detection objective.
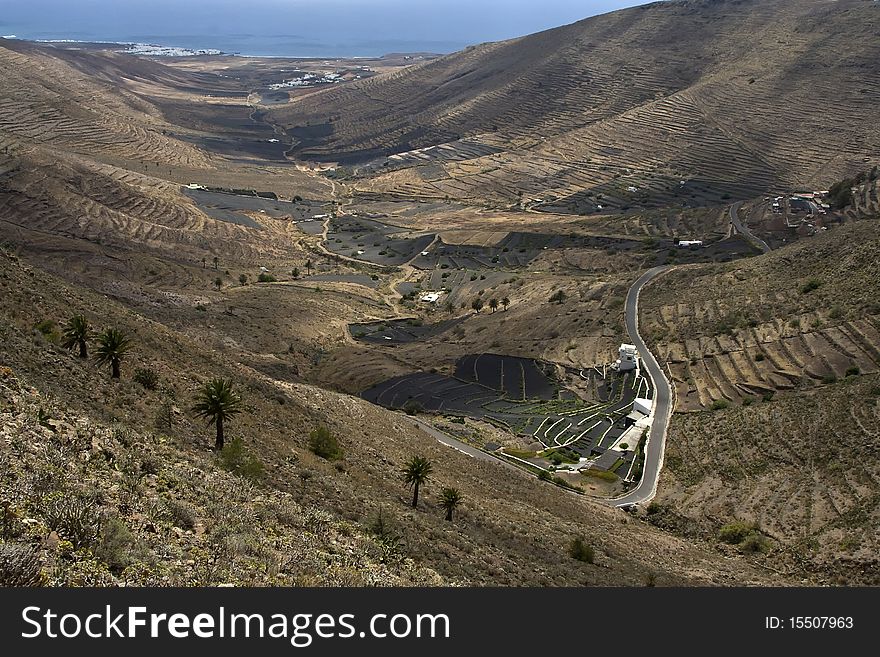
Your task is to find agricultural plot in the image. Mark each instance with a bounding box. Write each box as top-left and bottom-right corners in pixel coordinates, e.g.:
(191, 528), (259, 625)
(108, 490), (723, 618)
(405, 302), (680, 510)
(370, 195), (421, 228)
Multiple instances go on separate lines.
(325, 215), (434, 265)
(183, 188), (325, 227)
(350, 317), (463, 344)
(361, 353), (651, 462)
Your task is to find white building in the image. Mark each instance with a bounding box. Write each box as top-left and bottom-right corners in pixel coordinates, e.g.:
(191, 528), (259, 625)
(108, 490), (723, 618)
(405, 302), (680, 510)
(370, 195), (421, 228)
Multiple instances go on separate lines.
(617, 343), (638, 371)
(677, 240), (703, 248)
(420, 292), (442, 303)
(633, 397), (653, 416)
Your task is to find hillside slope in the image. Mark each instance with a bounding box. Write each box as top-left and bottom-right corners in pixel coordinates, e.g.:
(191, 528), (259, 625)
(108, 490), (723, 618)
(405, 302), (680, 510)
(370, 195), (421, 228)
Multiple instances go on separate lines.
(275, 0), (880, 210)
(0, 248), (786, 586)
(638, 218), (880, 583)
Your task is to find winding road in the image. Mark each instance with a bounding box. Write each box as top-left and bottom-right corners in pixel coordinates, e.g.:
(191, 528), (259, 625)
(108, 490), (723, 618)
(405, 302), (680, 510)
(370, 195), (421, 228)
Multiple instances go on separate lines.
(729, 201), (771, 254)
(607, 265), (674, 508)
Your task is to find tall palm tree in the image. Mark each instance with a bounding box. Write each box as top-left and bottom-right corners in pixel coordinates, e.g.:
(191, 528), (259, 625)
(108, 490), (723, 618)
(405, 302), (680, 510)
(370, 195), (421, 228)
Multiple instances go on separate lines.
(402, 456), (433, 508)
(94, 328), (132, 379)
(501, 297), (510, 311)
(489, 298), (499, 313)
(62, 314), (91, 358)
(305, 259), (313, 275)
(439, 487), (462, 521)
(192, 378), (243, 450)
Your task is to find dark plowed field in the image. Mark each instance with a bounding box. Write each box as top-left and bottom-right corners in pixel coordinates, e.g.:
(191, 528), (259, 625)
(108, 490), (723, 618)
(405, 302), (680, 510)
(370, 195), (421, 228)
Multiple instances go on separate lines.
(350, 317), (463, 344)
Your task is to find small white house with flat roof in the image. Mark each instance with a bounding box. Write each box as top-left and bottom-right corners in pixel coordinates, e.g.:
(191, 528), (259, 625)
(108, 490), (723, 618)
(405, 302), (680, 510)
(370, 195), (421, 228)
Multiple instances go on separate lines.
(617, 344), (638, 371)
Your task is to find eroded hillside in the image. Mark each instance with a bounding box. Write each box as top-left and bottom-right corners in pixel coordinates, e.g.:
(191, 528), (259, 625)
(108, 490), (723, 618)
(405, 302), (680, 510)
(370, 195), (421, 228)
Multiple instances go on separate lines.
(275, 0), (880, 211)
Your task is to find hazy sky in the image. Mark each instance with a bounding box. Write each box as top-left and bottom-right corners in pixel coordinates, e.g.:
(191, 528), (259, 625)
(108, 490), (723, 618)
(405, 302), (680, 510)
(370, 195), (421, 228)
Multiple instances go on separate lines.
(0, 1), (651, 53)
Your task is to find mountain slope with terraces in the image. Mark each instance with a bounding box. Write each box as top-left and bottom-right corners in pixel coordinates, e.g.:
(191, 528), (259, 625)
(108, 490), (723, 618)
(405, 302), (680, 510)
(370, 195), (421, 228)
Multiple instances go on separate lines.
(275, 0), (880, 211)
(638, 216), (880, 583)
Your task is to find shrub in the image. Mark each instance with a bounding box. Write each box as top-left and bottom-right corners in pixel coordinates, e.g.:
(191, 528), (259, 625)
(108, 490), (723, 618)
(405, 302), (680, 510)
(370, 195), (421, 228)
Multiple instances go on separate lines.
(537, 470), (552, 482)
(218, 437), (265, 481)
(549, 290), (567, 304)
(43, 494), (103, 550)
(95, 516), (137, 573)
(34, 319), (61, 343)
(257, 273), (277, 283)
(165, 499), (197, 531)
(646, 501), (662, 515)
(403, 400), (423, 416)
(718, 521), (754, 545)
(754, 353), (765, 362)
(845, 366), (860, 377)
(800, 279), (821, 294)
(133, 367), (160, 390)
(741, 532), (770, 554)
(568, 536), (595, 563)
(308, 425), (343, 460)
(711, 399), (730, 411)
(367, 507), (402, 555)
(0, 543), (43, 586)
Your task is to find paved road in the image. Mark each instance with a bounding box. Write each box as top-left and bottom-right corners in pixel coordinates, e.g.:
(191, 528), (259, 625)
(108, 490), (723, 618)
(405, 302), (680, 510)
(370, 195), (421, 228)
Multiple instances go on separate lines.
(607, 266), (674, 508)
(729, 201), (771, 254)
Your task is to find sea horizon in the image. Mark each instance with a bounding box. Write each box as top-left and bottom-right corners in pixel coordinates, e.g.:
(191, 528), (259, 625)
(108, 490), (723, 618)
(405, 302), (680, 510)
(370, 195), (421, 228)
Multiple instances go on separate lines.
(0, 32), (464, 58)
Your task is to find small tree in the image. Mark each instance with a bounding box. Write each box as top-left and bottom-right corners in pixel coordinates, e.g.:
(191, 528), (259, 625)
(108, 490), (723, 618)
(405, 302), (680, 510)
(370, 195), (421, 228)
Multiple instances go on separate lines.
(292, 267), (300, 279)
(62, 314), (91, 358)
(501, 297), (510, 311)
(239, 273), (248, 286)
(95, 328), (132, 379)
(192, 378), (243, 450)
(439, 487), (462, 521)
(489, 298), (499, 313)
(212, 256), (219, 270)
(568, 536), (595, 563)
(471, 298), (484, 314)
(214, 277), (223, 291)
(308, 425), (343, 460)
(402, 456), (433, 508)
(549, 290), (567, 304)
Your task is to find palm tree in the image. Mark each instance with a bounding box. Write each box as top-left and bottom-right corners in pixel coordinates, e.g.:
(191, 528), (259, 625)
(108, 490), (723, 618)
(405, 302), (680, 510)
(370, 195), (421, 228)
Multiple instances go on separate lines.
(95, 328), (132, 379)
(402, 456), (433, 508)
(501, 297), (510, 311)
(305, 259), (313, 275)
(489, 298), (499, 313)
(62, 314), (91, 358)
(439, 487), (462, 521)
(212, 256), (219, 270)
(192, 378), (243, 450)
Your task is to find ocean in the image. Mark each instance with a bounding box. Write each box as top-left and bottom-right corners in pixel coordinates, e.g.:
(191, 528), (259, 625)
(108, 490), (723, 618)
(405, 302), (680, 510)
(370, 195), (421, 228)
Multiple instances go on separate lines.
(0, 0), (646, 58)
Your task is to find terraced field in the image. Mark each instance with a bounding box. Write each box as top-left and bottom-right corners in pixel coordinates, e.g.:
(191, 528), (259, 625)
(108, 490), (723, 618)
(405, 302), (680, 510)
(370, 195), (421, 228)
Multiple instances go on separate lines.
(638, 217), (880, 582)
(362, 353), (649, 463)
(640, 220), (880, 411)
(276, 0), (880, 211)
